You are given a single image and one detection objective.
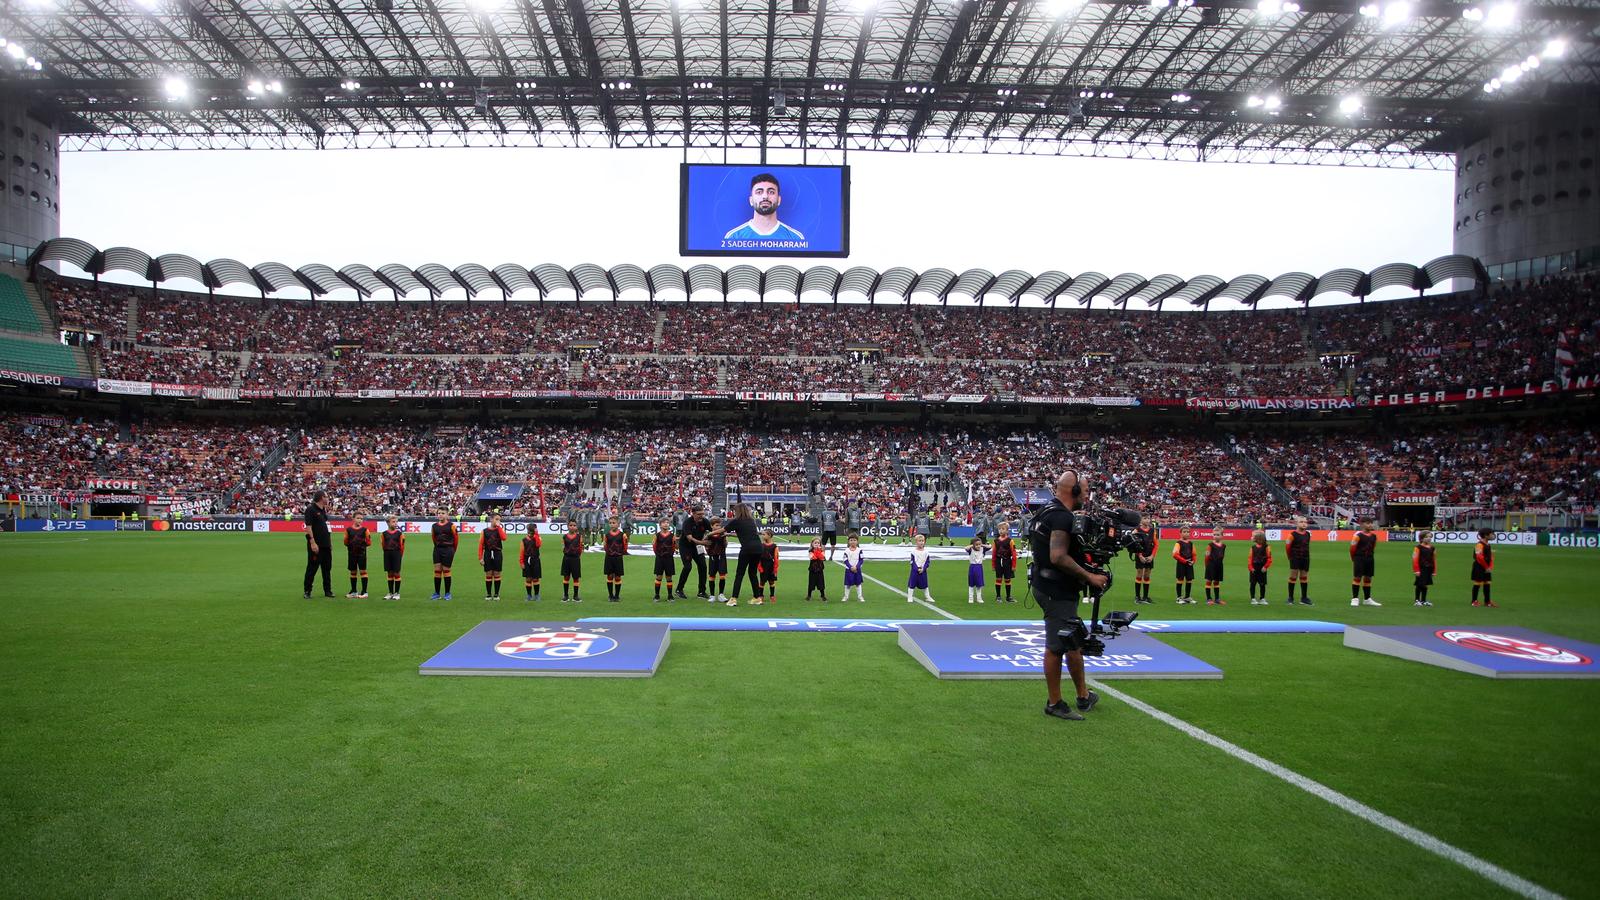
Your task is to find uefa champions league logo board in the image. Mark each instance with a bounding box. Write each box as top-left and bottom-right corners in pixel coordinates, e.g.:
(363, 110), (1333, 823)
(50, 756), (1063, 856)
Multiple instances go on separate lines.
(420, 621), (671, 677)
(897, 623), (1222, 680)
(1344, 626), (1600, 679)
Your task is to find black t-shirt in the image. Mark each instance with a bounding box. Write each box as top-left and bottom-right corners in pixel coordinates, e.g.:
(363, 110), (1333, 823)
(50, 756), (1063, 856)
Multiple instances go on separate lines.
(680, 516), (710, 549)
(729, 515), (761, 553)
(304, 503), (330, 546)
(1028, 501), (1084, 596)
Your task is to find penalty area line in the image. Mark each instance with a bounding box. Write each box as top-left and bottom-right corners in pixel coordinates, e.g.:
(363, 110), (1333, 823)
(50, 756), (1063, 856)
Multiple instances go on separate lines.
(1090, 680), (1563, 900)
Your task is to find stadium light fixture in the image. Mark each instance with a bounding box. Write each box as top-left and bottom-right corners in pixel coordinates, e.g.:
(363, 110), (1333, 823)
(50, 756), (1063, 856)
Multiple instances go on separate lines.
(1148, 0), (1171, 9)
(1338, 95), (1363, 115)
(4, 42), (24, 61)
(1263, 93), (1282, 111)
(1357, 3), (1378, 15)
(1483, 2), (1515, 27)
(246, 79), (264, 95)
(135, 0), (162, 8)
(1542, 37), (1567, 58)
(1256, 0), (1301, 14)
(341, 79), (362, 91)
(163, 76), (190, 100)
(1380, 1), (1410, 26)
(1169, 92), (1191, 102)
(1246, 94), (1264, 108)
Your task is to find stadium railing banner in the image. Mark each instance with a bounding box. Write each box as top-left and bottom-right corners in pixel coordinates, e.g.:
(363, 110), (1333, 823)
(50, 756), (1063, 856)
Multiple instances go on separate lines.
(1183, 396), (1361, 411)
(1386, 492), (1439, 504)
(1018, 395), (1141, 406)
(1429, 530), (1538, 546)
(203, 387), (240, 400)
(1369, 376), (1595, 407)
(88, 493), (145, 503)
(85, 477), (142, 491)
(96, 378), (153, 396)
(14, 519), (119, 532)
(1545, 532), (1600, 549)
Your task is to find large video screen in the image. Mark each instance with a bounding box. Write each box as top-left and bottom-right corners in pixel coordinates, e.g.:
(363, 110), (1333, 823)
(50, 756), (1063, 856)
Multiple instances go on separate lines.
(680, 164), (849, 258)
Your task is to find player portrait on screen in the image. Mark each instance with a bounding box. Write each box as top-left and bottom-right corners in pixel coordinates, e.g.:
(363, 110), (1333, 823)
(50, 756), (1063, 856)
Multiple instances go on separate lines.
(723, 173), (807, 248)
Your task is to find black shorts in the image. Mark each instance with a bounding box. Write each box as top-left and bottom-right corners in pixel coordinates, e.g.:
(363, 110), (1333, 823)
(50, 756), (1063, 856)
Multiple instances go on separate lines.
(1353, 557), (1375, 579)
(347, 550), (367, 571)
(654, 556), (676, 577)
(995, 563), (1015, 581)
(522, 557), (542, 580)
(1175, 563), (1194, 582)
(604, 555), (625, 578)
(1249, 570), (1267, 586)
(822, 530), (837, 546)
(1205, 562), (1225, 583)
(708, 555), (728, 576)
(1471, 564), (1492, 583)
(382, 549), (403, 574)
(1415, 571), (1434, 587)
(560, 556), (582, 579)
(482, 548), (503, 573)
(432, 547), (455, 567)
(1289, 555), (1310, 572)
(1134, 558), (1154, 572)
(1035, 583), (1085, 655)
(758, 569), (777, 586)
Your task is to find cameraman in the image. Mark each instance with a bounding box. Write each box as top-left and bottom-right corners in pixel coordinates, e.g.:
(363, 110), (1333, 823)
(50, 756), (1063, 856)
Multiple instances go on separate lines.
(1029, 470), (1108, 721)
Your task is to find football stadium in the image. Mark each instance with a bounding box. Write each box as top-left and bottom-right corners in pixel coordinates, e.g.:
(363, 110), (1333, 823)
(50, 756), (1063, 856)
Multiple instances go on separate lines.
(2, 0), (1599, 897)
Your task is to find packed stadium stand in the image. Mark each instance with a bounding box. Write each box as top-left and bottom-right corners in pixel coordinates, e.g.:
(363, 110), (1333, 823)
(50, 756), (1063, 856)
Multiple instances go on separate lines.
(27, 269), (1597, 401)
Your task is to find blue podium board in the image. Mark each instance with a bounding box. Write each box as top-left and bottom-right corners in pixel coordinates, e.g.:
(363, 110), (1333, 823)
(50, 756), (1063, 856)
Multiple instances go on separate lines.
(420, 621), (671, 678)
(897, 623), (1222, 680)
(1345, 625), (1600, 679)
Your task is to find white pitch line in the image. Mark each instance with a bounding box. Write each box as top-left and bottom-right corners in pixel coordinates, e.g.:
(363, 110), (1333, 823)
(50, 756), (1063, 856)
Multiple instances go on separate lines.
(841, 561), (963, 621)
(1089, 680), (1563, 900)
(850, 556), (1561, 898)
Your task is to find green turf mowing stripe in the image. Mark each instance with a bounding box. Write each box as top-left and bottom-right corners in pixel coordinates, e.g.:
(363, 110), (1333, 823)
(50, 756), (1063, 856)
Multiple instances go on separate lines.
(1094, 680), (1562, 899)
(842, 559), (959, 620)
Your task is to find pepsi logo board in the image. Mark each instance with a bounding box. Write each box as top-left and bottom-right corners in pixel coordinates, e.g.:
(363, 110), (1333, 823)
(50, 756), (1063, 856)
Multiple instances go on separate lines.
(1344, 626), (1600, 679)
(421, 620), (670, 677)
(897, 624), (1222, 680)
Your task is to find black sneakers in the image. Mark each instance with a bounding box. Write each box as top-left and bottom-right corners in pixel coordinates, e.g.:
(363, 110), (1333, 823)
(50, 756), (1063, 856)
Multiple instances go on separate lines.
(1077, 690), (1100, 712)
(1044, 700), (1085, 721)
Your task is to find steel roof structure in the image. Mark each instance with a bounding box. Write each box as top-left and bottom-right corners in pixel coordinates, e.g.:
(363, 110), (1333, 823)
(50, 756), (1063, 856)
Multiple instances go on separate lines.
(0, 0), (1594, 166)
(31, 235), (1488, 306)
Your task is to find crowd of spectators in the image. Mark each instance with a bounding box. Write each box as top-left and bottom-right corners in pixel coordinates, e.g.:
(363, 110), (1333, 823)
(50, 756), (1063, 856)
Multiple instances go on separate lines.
(0, 413), (111, 492)
(1098, 433), (1287, 524)
(1234, 422), (1600, 510)
(98, 348), (241, 386)
(30, 271), (1600, 401)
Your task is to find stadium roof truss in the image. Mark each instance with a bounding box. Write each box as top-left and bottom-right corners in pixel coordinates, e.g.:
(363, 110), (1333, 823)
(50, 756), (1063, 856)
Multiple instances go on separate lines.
(0, 0), (1595, 166)
(31, 235), (1488, 307)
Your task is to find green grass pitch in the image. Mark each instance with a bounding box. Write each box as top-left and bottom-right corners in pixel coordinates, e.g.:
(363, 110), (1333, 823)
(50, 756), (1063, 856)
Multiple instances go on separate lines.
(2, 533), (1597, 898)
